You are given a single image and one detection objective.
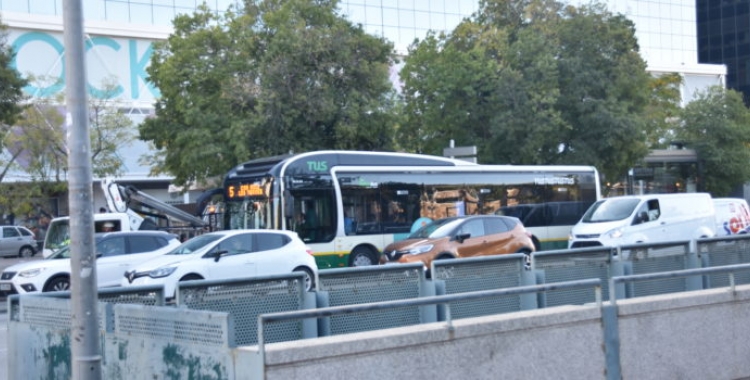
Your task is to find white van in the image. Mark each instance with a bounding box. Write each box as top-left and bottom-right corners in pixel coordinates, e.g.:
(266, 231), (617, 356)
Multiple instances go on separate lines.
(568, 193), (716, 248)
(713, 198), (750, 236)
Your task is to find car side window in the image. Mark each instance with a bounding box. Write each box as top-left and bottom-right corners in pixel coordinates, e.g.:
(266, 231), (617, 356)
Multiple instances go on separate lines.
(458, 219), (485, 238)
(128, 236), (162, 254)
(98, 237), (126, 257)
(4, 227), (19, 238)
(484, 218), (511, 234)
(256, 233), (290, 252)
(19, 228), (33, 237)
(218, 235), (254, 255)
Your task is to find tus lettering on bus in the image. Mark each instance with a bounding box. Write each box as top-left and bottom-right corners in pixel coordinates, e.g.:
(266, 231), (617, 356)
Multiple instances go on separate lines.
(307, 161), (328, 172)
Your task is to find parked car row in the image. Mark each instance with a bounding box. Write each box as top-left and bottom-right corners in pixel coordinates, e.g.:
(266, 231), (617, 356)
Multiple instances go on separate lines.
(0, 229), (318, 299)
(4, 194), (750, 297)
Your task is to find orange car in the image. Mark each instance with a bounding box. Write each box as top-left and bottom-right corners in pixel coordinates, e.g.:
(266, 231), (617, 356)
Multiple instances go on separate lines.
(380, 215), (535, 269)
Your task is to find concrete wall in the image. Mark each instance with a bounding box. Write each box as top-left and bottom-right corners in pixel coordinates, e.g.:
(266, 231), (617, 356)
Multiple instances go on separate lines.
(248, 285), (750, 380)
(9, 284), (750, 379)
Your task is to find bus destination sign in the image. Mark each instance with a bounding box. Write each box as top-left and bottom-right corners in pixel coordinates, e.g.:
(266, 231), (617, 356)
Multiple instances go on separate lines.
(227, 183), (264, 199)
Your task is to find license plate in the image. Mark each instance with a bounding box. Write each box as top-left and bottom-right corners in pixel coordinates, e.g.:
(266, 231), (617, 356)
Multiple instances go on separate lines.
(0, 283), (11, 291)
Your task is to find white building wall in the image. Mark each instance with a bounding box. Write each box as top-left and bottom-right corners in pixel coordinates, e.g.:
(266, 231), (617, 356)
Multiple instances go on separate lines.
(0, 0), (728, 181)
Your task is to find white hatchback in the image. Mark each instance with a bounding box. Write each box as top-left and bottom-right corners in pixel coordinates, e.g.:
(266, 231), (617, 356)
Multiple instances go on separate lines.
(121, 229), (318, 298)
(0, 231), (180, 295)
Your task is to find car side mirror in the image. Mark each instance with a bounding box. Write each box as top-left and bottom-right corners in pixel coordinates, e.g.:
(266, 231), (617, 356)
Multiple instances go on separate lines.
(455, 233), (471, 243)
(637, 211), (649, 224)
(206, 249), (228, 262)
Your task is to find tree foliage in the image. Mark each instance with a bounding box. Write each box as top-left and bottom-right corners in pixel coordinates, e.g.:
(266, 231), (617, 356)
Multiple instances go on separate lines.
(0, 17), (26, 126)
(140, 0), (396, 188)
(399, 0), (652, 182)
(0, 78), (134, 216)
(677, 86), (750, 196)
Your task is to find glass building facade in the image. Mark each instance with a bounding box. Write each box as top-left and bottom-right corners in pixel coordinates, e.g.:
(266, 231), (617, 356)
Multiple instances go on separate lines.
(697, 0), (750, 103)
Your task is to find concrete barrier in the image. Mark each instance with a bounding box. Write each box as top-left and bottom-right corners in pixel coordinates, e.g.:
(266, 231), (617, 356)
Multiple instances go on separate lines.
(249, 284), (750, 380)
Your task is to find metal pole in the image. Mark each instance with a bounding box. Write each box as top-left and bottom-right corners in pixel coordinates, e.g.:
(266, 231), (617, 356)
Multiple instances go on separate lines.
(63, 1), (102, 379)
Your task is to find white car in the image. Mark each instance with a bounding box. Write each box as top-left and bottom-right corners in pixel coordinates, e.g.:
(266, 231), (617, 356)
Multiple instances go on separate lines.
(0, 231), (180, 295)
(121, 229), (318, 298)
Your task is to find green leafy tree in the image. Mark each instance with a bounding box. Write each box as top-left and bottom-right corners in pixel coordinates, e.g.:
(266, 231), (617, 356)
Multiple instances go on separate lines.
(400, 0), (652, 182)
(0, 17), (26, 126)
(0, 78), (134, 216)
(677, 86), (750, 196)
(140, 0), (396, 188)
(0, 15), (29, 182)
(0, 16), (32, 219)
(644, 73), (683, 148)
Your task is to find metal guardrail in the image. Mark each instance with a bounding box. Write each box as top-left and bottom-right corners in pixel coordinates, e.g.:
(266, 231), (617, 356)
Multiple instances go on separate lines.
(609, 262), (750, 305)
(256, 278), (602, 364)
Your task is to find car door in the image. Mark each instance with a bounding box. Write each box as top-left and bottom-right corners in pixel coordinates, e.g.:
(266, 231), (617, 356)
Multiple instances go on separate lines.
(252, 232), (293, 276)
(124, 235), (172, 268)
(453, 218), (488, 258)
(206, 233), (257, 281)
(482, 217), (515, 255)
(0, 226), (22, 257)
(95, 236), (128, 287)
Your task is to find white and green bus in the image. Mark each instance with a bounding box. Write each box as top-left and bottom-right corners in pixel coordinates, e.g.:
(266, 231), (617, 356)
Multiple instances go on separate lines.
(202, 151), (601, 269)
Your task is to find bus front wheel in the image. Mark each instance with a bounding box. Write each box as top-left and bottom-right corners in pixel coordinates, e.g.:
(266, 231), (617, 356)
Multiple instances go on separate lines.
(349, 246), (378, 267)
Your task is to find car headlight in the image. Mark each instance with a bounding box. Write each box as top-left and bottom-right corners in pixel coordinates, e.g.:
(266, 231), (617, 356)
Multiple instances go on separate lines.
(18, 268), (45, 278)
(402, 245), (433, 255)
(149, 266), (178, 278)
(605, 228), (623, 239)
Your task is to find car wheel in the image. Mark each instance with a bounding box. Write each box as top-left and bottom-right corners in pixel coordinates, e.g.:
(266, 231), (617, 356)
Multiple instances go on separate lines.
(349, 246), (377, 267)
(44, 276), (70, 292)
(18, 245), (34, 258)
(293, 266), (315, 291)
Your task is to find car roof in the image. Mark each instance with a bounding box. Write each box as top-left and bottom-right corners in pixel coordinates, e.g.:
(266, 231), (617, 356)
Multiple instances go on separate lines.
(434, 215), (516, 222)
(203, 229), (297, 237)
(95, 231), (179, 239)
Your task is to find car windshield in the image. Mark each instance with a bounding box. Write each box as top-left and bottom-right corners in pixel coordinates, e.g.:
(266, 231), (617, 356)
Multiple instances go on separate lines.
(581, 198), (641, 223)
(166, 234), (223, 255)
(407, 217), (462, 239)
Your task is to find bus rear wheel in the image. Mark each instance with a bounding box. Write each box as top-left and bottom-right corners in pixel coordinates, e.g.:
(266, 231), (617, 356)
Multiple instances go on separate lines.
(349, 246), (378, 267)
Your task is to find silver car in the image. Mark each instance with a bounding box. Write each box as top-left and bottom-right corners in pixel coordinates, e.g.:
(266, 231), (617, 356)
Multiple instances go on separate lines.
(0, 225), (38, 258)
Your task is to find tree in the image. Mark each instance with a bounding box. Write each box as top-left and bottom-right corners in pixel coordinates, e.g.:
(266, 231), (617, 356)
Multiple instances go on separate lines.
(644, 72), (683, 148)
(140, 0), (396, 188)
(399, 0), (653, 182)
(677, 86), (750, 196)
(0, 78), (134, 217)
(0, 16), (26, 126)
(0, 15), (29, 182)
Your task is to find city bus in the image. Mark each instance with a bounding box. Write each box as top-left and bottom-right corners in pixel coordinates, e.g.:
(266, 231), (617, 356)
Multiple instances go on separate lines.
(200, 151), (601, 268)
